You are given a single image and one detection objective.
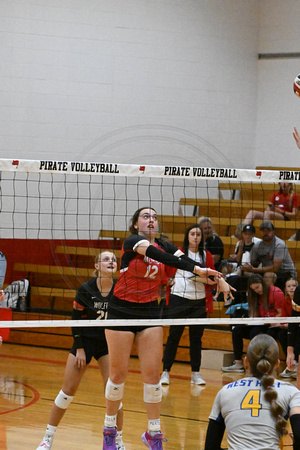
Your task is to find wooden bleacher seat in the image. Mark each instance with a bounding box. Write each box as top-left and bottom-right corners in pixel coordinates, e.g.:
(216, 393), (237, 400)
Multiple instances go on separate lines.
(55, 245), (121, 260)
(179, 198), (270, 218)
(218, 182), (279, 201)
(30, 286), (76, 312)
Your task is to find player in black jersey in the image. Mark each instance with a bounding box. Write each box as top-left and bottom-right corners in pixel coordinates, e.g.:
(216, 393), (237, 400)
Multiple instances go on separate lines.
(36, 251), (125, 450)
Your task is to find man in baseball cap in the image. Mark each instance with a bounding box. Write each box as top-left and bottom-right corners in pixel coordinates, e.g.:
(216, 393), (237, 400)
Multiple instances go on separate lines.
(241, 220), (296, 291)
(259, 220), (275, 231)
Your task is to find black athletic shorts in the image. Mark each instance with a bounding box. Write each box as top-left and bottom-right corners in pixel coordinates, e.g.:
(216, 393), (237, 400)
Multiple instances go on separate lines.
(70, 336), (108, 364)
(106, 295), (163, 333)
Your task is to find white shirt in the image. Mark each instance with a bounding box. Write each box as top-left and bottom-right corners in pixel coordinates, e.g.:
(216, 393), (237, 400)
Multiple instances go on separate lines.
(171, 249), (206, 300)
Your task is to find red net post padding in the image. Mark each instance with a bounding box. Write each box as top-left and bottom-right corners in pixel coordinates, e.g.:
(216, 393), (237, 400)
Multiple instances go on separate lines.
(0, 308), (12, 341)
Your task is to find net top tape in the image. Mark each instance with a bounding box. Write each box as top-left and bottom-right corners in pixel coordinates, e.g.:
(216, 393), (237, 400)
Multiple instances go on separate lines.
(0, 317), (299, 328)
(1, 159), (299, 183)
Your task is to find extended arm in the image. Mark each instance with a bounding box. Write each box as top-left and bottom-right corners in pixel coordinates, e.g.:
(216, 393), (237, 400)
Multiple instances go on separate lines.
(290, 408), (300, 449)
(138, 242), (220, 278)
(204, 419), (225, 450)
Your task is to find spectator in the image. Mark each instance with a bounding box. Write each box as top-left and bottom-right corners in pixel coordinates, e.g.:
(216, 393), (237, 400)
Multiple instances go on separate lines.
(225, 224), (261, 303)
(242, 220), (297, 291)
(285, 285), (300, 389)
(205, 334), (300, 450)
(197, 216), (224, 271)
(222, 274), (285, 373)
(267, 277), (297, 363)
(160, 224), (225, 387)
(243, 182), (299, 225)
(279, 278), (298, 379)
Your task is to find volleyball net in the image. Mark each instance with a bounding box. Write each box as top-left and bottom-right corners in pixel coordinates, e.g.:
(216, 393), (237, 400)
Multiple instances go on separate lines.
(0, 158), (300, 335)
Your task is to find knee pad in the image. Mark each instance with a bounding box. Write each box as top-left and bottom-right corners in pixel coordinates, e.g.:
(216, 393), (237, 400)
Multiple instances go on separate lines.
(54, 390), (74, 409)
(144, 382), (162, 404)
(105, 378), (125, 401)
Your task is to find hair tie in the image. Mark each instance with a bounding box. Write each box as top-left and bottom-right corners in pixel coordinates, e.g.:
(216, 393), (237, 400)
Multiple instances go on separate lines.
(266, 386), (271, 389)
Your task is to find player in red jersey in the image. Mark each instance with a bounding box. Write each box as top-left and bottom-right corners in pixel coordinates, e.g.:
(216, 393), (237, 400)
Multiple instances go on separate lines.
(102, 207), (234, 450)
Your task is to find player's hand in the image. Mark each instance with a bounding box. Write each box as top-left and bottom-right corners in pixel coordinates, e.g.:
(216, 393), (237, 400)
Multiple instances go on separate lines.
(0, 336), (2, 346)
(215, 278), (236, 305)
(293, 127), (300, 149)
(286, 353), (295, 370)
(75, 348), (86, 369)
(0, 291), (4, 302)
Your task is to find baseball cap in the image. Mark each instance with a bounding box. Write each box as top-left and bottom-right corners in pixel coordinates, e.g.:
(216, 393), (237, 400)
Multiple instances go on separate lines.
(242, 224), (255, 233)
(259, 221), (275, 230)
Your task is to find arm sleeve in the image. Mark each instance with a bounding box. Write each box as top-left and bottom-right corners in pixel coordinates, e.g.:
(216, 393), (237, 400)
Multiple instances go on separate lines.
(287, 323), (298, 347)
(71, 307), (84, 349)
(290, 414), (300, 449)
(145, 245), (196, 273)
(204, 419), (225, 450)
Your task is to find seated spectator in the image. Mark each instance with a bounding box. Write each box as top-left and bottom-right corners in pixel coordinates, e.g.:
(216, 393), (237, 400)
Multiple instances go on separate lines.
(241, 220), (297, 291)
(267, 277), (297, 364)
(243, 182), (299, 225)
(197, 216), (224, 271)
(225, 224), (261, 303)
(222, 273), (285, 373)
(286, 285), (300, 389)
(279, 278), (299, 379)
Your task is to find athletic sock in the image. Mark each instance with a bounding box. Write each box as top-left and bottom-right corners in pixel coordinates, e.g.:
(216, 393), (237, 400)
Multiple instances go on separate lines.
(104, 414), (117, 428)
(148, 419), (161, 435)
(46, 424), (57, 435)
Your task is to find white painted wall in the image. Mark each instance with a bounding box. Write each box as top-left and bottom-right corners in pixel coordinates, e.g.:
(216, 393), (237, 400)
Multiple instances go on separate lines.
(256, 0), (300, 168)
(0, 0), (260, 169)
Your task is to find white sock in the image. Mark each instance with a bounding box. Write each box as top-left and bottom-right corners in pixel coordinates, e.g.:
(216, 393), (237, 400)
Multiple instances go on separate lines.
(116, 430), (123, 442)
(104, 414), (117, 428)
(45, 424), (57, 435)
(148, 419), (161, 435)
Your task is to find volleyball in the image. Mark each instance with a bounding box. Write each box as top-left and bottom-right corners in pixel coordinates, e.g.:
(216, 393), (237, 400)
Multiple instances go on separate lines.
(293, 74), (300, 97)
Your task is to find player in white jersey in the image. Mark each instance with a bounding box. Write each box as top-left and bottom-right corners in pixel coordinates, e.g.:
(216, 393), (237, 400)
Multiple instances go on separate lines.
(205, 334), (300, 450)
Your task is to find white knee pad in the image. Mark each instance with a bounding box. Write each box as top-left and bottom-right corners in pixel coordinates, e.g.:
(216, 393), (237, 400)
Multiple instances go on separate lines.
(144, 382), (162, 404)
(105, 378), (125, 401)
(54, 390), (74, 409)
